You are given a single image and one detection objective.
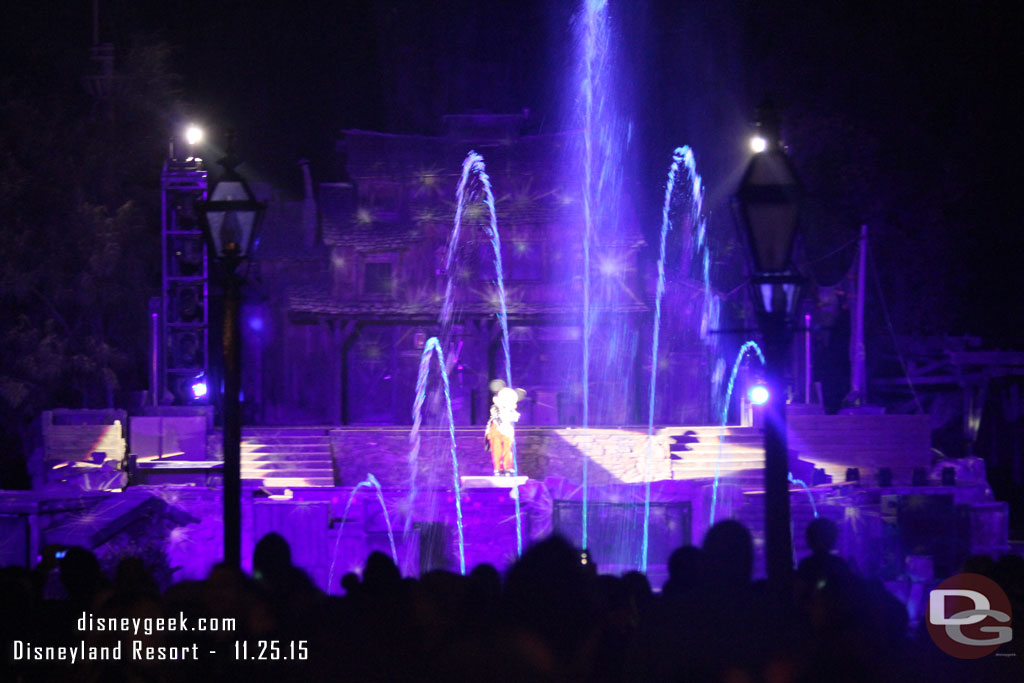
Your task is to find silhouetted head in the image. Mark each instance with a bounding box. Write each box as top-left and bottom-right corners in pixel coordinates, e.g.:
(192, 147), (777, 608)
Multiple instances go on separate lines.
(993, 553), (1024, 596)
(805, 518), (838, 555)
(59, 546), (105, 600)
(503, 534), (596, 657)
(362, 551), (401, 592)
(962, 554), (996, 577)
(340, 572), (360, 595)
(621, 570), (652, 606)
(468, 562), (501, 602)
(114, 556), (158, 598)
(667, 545), (704, 587)
(702, 520), (753, 587)
(252, 532), (292, 583)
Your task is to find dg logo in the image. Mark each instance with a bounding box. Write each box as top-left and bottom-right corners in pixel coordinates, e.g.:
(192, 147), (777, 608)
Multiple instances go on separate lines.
(927, 573), (1013, 659)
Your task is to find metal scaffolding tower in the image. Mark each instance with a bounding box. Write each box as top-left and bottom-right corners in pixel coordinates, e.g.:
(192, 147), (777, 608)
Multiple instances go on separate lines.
(159, 155), (208, 404)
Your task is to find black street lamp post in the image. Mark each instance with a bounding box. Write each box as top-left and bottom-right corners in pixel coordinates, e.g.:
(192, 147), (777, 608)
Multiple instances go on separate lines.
(734, 102), (803, 588)
(196, 136), (265, 568)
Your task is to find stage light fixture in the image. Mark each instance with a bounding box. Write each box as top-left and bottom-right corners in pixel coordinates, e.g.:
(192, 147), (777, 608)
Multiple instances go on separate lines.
(170, 330), (202, 368)
(190, 376), (208, 400)
(748, 384), (770, 405)
(749, 135), (767, 153)
(185, 124), (204, 146)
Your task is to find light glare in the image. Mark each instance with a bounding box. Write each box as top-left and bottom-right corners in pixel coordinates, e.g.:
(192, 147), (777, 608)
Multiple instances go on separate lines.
(748, 384), (769, 405)
(185, 125), (204, 146)
(749, 135), (767, 153)
(191, 379), (208, 399)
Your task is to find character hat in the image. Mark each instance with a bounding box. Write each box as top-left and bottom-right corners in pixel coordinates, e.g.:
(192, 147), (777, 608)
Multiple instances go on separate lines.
(489, 379), (526, 401)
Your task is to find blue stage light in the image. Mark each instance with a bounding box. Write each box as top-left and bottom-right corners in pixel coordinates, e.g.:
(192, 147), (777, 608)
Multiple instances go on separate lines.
(748, 384), (769, 405)
(191, 377), (208, 400)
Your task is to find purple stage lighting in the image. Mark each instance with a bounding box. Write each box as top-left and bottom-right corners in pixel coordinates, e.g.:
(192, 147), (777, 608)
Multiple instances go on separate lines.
(748, 384), (769, 405)
(190, 376), (208, 400)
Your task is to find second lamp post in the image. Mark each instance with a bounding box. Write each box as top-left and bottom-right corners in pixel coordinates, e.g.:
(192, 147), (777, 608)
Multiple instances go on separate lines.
(734, 102), (804, 587)
(196, 136), (265, 568)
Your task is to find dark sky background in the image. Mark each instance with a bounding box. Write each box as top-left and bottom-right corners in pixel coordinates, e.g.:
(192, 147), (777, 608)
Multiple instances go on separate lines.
(2, 0), (1022, 346)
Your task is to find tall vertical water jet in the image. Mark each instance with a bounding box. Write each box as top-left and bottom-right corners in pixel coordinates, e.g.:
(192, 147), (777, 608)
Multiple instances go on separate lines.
(406, 337), (465, 574)
(440, 152), (522, 557)
(576, 0), (623, 553)
(676, 147), (719, 423)
(641, 147), (683, 571)
(641, 146), (710, 570)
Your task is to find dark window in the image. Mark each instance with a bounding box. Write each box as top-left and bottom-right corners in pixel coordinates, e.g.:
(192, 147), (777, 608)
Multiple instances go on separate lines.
(364, 262), (393, 294)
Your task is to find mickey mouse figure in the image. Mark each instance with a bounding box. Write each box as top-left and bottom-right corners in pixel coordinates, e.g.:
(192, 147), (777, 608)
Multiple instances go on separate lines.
(485, 380), (525, 476)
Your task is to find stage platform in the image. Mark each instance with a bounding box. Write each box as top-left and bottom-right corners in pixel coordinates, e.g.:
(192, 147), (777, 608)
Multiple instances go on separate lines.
(3, 414), (1009, 595)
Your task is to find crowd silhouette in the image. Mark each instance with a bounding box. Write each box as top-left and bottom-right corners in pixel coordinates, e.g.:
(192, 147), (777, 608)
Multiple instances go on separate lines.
(3, 518), (1023, 682)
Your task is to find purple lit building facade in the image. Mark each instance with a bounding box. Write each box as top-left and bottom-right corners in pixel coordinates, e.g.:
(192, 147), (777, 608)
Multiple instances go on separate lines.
(243, 113), (711, 429)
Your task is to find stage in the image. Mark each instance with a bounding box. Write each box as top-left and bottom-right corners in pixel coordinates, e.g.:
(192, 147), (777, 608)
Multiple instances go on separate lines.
(0, 412), (1010, 596)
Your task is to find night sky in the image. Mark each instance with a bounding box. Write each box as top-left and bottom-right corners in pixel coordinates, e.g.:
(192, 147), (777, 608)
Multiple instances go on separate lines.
(2, 0), (1022, 346)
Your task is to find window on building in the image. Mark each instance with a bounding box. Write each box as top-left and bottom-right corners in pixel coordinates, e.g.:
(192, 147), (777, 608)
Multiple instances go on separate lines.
(364, 261), (393, 295)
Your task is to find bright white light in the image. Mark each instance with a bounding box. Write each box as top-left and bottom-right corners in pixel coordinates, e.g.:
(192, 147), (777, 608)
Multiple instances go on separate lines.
(748, 384), (770, 405)
(191, 379), (208, 399)
(185, 125), (204, 146)
(749, 135), (767, 153)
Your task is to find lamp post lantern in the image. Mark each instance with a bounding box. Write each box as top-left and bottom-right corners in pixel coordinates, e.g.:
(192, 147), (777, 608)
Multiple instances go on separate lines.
(734, 100), (803, 588)
(196, 134), (265, 568)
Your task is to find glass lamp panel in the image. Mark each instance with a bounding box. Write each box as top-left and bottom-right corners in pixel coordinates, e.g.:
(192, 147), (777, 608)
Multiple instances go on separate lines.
(207, 180), (256, 257)
(747, 203), (798, 271)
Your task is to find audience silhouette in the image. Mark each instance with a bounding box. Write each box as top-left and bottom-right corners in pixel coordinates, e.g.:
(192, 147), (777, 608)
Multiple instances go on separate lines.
(4, 524), (1021, 682)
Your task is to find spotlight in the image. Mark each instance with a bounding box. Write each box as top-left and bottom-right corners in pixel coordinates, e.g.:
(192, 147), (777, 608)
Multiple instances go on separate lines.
(185, 124), (204, 146)
(190, 375), (208, 400)
(749, 135), (767, 153)
(748, 384), (770, 405)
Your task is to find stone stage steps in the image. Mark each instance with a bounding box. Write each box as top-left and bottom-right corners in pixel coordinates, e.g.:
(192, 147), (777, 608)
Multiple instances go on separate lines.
(240, 427), (335, 488)
(248, 424), (776, 489)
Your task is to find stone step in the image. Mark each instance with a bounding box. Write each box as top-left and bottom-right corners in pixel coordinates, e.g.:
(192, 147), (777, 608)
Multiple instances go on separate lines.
(672, 465), (766, 476)
(236, 429), (335, 487)
(242, 440), (331, 447)
(669, 444), (763, 455)
(241, 436), (332, 446)
(662, 426), (762, 438)
(670, 437), (763, 448)
(256, 476), (335, 488)
(242, 471), (334, 481)
(669, 431), (762, 441)
(242, 428), (331, 437)
(669, 448), (765, 459)
(239, 446), (331, 456)
(241, 461), (333, 472)
(673, 471), (765, 482)
(241, 457), (333, 467)
(675, 450), (765, 462)
(242, 453), (333, 463)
